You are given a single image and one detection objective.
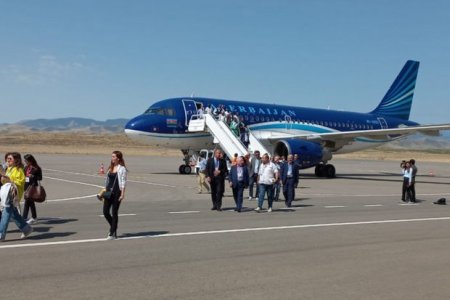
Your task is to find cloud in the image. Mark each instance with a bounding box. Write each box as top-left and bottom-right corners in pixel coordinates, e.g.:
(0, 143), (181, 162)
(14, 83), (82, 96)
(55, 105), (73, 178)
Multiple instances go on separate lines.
(0, 54), (89, 86)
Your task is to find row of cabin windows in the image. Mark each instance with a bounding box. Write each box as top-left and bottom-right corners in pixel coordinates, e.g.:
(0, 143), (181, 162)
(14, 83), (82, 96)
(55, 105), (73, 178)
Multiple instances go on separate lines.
(240, 114), (375, 130)
(145, 106), (376, 130)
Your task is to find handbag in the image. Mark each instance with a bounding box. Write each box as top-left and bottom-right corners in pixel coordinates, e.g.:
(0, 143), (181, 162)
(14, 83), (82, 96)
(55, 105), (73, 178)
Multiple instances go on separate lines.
(103, 190), (113, 201)
(24, 182), (47, 203)
(98, 173), (118, 201)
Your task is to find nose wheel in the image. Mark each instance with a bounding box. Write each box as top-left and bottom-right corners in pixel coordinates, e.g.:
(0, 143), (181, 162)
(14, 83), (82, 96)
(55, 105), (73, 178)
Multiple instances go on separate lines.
(179, 164), (192, 174)
(314, 164), (336, 178)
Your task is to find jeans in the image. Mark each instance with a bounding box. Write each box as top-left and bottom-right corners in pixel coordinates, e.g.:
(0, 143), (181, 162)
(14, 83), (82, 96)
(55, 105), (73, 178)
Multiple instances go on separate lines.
(0, 203), (30, 239)
(258, 183), (274, 209)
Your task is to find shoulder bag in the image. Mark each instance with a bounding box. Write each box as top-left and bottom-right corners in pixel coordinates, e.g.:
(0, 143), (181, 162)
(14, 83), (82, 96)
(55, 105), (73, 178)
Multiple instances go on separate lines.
(24, 181), (47, 203)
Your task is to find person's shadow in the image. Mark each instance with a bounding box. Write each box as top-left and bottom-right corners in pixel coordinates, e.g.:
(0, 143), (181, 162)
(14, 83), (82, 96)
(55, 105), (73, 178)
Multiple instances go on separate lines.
(119, 231), (169, 238)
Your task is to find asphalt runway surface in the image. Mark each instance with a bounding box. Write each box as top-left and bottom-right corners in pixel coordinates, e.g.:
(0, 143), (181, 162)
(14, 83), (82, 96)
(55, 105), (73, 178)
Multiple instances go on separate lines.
(1, 154), (450, 299)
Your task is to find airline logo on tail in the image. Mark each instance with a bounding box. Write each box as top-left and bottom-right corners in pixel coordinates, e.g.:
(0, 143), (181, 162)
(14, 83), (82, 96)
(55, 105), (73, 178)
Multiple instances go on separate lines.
(370, 60), (419, 120)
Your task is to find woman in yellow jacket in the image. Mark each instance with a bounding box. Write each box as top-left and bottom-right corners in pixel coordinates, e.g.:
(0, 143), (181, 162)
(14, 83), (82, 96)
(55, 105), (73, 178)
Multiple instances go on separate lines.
(0, 152), (33, 241)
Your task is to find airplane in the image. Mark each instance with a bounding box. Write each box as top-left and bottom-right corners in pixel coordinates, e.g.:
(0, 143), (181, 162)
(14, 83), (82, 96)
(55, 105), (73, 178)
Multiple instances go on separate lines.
(124, 60), (450, 177)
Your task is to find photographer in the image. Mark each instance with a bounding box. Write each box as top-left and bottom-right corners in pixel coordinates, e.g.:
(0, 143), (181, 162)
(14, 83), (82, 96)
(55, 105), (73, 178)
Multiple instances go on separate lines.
(401, 160), (414, 203)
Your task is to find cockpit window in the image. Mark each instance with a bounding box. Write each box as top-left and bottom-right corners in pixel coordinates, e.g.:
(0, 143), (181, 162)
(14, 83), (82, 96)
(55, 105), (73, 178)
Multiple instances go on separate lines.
(144, 106), (175, 116)
(144, 107), (163, 115)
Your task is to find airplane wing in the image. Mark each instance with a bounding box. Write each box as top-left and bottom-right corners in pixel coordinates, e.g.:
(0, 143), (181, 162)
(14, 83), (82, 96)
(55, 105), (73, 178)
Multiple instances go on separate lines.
(265, 123), (450, 144)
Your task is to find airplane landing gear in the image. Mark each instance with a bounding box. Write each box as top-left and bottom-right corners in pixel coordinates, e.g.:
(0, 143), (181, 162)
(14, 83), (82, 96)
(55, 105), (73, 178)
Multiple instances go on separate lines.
(179, 164), (192, 174)
(179, 149), (193, 174)
(178, 149), (213, 174)
(314, 163), (336, 178)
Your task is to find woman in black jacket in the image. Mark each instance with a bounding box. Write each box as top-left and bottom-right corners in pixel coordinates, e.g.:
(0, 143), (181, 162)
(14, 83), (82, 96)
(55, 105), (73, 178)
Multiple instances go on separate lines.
(23, 154), (42, 224)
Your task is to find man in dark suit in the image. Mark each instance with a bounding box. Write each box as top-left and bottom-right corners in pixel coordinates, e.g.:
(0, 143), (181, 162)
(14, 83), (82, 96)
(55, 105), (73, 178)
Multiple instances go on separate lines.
(228, 156), (249, 212)
(280, 154), (300, 208)
(206, 149), (228, 211)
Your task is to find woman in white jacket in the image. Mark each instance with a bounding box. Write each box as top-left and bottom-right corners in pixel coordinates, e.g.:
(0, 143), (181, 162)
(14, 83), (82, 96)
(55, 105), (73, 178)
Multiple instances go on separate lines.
(103, 150), (127, 240)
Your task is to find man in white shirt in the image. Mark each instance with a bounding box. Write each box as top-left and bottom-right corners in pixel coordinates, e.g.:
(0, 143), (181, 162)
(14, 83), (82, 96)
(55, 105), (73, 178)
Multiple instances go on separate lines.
(255, 153), (279, 212)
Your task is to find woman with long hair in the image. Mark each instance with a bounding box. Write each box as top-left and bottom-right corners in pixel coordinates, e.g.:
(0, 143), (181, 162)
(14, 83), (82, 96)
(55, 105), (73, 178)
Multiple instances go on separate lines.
(22, 154), (43, 224)
(0, 152), (33, 240)
(102, 150), (127, 240)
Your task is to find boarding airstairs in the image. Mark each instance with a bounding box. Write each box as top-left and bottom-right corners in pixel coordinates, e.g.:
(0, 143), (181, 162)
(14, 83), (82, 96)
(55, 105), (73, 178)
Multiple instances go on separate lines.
(188, 113), (248, 159)
(247, 130), (270, 155)
(188, 113), (270, 159)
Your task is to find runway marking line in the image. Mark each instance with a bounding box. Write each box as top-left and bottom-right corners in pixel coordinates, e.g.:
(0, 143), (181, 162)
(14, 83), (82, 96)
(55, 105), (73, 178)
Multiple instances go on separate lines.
(2, 216), (450, 249)
(324, 205), (347, 208)
(97, 214), (137, 217)
(47, 194), (98, 202)
(45, 168), (178, 188)
(168, 211), (200, 214)
(364, 204), (383, 207)
(46, 176), (103, 188)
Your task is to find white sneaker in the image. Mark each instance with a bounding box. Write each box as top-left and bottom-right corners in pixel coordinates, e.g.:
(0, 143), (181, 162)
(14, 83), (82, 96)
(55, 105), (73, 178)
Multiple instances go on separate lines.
(106, 235), (116, 241)
(254, 207), (261, 212)
(248, 196), (252, 200)
(27, 218), (37, 225)
(20, 226), (33, 239)
(268, 208), (272, 212)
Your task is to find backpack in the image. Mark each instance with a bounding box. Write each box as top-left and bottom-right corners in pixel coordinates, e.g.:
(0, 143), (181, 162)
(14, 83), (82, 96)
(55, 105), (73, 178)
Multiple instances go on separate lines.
(433, 198), (446, 205)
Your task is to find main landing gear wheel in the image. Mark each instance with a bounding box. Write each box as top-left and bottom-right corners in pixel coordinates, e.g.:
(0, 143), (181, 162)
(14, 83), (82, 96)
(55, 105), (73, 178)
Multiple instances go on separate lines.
(315, 164), (336, 178)
(179, 165), (192, 174)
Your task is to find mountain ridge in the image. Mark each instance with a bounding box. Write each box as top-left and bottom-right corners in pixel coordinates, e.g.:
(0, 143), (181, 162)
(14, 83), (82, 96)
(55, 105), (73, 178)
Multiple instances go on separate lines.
(0, 117), (449, 149)
(0, 117), (129, 133)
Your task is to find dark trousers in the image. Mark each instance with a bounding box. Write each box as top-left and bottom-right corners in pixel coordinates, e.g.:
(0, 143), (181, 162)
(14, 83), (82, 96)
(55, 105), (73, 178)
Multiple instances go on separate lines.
(103, 195), (121, 236)
(210, 177), (225, 209)
(283, 177), (296, 207)
(410, 182), (416, 201)
(249, 174), (259, 198)
(402, 177), (413, 202)
(22, 199), (37, 219)
(232, 182), (245, 211)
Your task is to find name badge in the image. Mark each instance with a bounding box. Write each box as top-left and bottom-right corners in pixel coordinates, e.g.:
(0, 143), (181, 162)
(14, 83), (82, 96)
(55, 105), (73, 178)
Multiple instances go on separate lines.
(25, 177), (30, 183)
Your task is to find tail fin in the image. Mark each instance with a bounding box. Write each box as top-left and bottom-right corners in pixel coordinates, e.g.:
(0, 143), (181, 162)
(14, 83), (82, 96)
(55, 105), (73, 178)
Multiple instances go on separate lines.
(370, 60), (419, 120)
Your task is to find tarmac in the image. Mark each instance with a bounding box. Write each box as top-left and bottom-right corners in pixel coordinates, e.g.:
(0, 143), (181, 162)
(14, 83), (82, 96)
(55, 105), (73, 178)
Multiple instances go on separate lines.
(1, 154), (450, 299)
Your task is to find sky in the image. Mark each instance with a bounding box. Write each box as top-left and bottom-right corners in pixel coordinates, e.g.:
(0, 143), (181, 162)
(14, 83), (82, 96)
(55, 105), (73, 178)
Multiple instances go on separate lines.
(1, 0), (450, 124)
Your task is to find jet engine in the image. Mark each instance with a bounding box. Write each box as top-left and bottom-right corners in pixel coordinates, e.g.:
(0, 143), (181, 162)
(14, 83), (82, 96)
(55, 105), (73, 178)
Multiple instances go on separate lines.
(273, 139), (335, 177)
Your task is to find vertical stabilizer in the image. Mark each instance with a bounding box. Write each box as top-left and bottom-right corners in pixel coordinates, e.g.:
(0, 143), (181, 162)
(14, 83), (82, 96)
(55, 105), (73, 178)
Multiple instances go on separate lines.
(370, 60), (419, 120)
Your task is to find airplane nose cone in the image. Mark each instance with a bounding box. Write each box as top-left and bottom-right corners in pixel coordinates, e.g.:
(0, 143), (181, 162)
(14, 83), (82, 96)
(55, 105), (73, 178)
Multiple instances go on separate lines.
(125, 115), (148, 132)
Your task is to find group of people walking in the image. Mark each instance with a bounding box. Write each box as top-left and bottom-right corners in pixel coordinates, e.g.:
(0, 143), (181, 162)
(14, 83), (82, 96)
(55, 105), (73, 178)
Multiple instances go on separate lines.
(0, 147), (422, 242)
(0, 150), (128, 242)
(200, 104), (250, 147)
(202, 149), (300, 213)
(0, 152), (42, 241)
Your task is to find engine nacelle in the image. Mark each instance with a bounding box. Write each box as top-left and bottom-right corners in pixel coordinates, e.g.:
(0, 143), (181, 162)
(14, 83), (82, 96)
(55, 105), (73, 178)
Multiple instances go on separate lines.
(273, 139), (331, 169)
